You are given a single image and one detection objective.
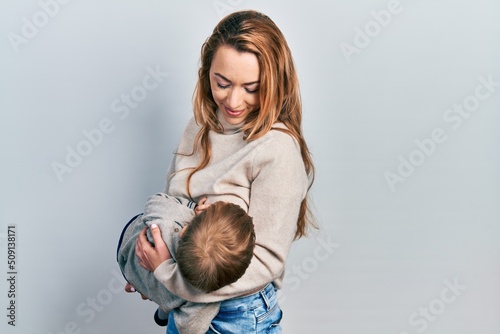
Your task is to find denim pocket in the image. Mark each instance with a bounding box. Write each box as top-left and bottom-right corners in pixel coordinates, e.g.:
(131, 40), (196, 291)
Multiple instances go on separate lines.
(255, 304), (283, 333)
(254, 302), (278, 322)
(269, 308), (283, 333)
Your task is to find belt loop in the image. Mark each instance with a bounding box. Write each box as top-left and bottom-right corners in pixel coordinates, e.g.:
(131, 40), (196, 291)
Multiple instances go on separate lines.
(260, 285), (271, 310)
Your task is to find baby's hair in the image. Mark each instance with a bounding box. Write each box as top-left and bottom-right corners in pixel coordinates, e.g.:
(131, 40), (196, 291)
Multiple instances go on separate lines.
(176, 201), (255, 292)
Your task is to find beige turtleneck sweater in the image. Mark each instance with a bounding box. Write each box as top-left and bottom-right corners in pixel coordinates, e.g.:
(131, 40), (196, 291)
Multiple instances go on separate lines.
(155, 112), (310, 304)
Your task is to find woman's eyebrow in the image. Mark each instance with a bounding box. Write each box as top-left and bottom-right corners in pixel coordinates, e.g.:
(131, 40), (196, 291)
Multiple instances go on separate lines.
(214, 73), (260, 86)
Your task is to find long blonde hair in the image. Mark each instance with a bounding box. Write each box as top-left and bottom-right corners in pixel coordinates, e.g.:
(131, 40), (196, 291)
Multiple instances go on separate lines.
(188, 10), (316, 239)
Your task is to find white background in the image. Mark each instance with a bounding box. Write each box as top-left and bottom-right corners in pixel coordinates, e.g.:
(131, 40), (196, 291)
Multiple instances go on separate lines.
(1, 0), (499, 333)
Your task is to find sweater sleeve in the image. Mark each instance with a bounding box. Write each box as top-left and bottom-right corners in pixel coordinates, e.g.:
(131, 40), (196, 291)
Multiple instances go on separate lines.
(153, 131), (309, 303)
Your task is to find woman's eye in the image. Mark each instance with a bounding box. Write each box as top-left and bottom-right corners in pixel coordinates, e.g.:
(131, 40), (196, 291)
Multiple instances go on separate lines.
(217, 83), (229, 89)
(245, 88), (259, 94)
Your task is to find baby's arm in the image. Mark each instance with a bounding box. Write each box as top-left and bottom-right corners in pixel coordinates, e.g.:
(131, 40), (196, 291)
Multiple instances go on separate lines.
(142, 194), (195, 254)
(135, 195), (209, 272)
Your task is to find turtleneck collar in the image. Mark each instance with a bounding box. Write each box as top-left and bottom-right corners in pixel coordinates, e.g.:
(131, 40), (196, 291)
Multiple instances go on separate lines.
(217, 109), (244, 134)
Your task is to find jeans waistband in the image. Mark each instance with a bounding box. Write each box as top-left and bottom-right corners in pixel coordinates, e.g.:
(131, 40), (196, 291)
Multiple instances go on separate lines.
(218, 283), (277, 312)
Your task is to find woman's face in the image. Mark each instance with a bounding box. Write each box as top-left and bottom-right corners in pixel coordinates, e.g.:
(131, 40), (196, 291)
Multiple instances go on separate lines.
(209, 45), (260, 125)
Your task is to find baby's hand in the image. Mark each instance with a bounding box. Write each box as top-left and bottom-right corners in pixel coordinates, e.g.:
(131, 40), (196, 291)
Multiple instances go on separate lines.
(194, 197), (210, 215)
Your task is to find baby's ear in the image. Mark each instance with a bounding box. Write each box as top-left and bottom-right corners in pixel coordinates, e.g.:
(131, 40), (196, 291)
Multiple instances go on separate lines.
(179, 225), (189, 238)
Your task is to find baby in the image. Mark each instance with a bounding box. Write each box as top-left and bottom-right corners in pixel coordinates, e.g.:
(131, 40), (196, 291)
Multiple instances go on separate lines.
(117, 193), (255, 334)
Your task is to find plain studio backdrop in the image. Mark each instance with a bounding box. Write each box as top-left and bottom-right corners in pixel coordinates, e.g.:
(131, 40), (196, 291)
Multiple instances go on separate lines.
(1, 1), (499, 333)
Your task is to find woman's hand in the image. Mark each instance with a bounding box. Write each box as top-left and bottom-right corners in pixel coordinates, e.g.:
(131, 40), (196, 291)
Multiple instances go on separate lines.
(135, 224), (172, 272)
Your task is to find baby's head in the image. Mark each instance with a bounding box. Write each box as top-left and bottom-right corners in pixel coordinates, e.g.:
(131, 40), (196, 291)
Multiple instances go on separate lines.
(176, 201), (255, 293)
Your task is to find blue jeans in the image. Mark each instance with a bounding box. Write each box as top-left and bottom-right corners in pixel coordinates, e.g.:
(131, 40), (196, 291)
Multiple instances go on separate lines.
(167, 283), (282, 333)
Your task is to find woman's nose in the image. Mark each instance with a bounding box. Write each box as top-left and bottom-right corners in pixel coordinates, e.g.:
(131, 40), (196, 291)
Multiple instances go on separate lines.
(226, 88), (243, 109)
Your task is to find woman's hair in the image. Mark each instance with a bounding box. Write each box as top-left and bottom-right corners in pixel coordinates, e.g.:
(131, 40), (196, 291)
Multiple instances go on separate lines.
(187, 10), (316, 239)
(176, 202), (255, 293)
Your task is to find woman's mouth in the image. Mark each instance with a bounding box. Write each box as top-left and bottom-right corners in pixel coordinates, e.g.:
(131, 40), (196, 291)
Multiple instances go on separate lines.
(224, 107), (244, 117)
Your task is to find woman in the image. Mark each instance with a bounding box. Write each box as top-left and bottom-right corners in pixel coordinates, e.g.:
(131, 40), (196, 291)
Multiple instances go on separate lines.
(134, 10), (315, 333)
